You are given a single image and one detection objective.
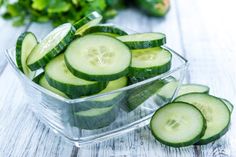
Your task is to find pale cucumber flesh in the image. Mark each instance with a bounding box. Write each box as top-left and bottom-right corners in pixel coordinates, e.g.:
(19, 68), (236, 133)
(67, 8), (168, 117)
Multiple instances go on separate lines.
(131, 47), (171, 68)
(16, 32), (37, 79)
(174, 93), (230, 144)
(27, 23), (73, 65)
(39, 75), (68, 98)
(65, 35), (131, 80)
(177, 84), (209, 96)
(151, 102), (205, 147)
(118, 33), (165, 42)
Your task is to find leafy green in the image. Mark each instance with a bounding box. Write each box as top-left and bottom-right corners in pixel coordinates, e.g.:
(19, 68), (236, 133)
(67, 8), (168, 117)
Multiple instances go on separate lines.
(32, 0), (49, 10)
(12, 16), (25, 26)
(47, 1), (71, 13)
(6, 3), (24, 17)
(0, 0), (124, 26)
(0, 0), (170, 27)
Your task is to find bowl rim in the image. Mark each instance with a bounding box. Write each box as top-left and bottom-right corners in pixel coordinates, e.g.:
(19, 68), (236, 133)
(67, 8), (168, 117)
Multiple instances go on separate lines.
(5, 46), (188, 104)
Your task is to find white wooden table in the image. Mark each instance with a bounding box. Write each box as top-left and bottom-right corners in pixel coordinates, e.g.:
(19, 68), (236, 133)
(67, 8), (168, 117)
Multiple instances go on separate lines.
(0, 0), (236, 156)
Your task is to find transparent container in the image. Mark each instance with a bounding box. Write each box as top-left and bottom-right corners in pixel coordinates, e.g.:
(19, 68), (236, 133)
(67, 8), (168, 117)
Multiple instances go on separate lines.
(5, 33), (188, 147)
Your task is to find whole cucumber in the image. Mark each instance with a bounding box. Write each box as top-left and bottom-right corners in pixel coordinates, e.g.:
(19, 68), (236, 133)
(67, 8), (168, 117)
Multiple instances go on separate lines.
(136, 0), (170, 17)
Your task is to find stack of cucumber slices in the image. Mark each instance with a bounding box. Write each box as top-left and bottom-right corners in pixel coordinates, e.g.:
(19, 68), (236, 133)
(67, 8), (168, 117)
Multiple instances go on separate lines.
(151, 83), (233, 147)
(15, 11), (172, 130)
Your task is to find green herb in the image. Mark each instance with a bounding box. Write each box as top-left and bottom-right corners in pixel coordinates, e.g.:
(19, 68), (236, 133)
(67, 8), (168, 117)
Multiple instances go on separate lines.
(0, 0), (171, 27)
(0, 0), (124, 26)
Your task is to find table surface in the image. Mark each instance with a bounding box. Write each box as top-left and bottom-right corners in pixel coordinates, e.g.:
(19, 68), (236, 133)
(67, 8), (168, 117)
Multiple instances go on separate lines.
(0, 0), (236, 156)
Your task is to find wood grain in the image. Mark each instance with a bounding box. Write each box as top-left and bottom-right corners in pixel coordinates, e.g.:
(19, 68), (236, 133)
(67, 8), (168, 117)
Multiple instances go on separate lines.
(176, 0), (236, 156)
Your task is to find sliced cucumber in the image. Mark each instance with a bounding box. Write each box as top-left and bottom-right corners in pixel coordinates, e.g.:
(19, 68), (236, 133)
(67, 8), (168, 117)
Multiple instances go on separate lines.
(16, 32), (38, 79)
(178, 84), (210, 97)
(164, 76), (177, 82)
(73, 104), (118, 130)
(128, 75), (176, 85)
(174, 93), (231, 145)
(45, 54), (107, 98)
(127, 79), (166, 111)
(117, 33), (166, 49)
(221, 98), (234, 113)
(158, 82), (209, 99)
(39, 74), (69, 98)
(33, 72), (43, 83)
(92, 76), (127, 102)
(27, 23), (76, 70)
(128, 76), (146, 84)
(130, 47), (172, 78)
(74, 11), (103, 35)
(33, 73), (68, 98)
(90, 32), (122, 37)
(74, 77), (128, 111)
(82, 25), (128, 36)
(157, 81), (179, 99)
(150, 102), (206, 147)
(65, 34), (131, 81)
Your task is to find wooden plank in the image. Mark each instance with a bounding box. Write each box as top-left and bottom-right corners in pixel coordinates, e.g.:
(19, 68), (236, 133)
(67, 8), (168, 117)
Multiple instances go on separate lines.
(0, 66), (74, 157)
(176, 0), (236, 156)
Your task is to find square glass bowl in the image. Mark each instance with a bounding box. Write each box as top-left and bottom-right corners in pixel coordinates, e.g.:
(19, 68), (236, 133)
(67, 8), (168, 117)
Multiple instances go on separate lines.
(5, 43), (188, 147)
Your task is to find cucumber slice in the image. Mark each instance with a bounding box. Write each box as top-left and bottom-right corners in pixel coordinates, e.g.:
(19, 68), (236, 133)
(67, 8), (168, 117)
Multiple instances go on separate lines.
(164, 76), (177, 82)
(157, 81), (179, 99)
(27, 23), (76, 70)
(73, 105), (118, 130)
(16, 32), (38, 79)
(74, 11), (103, 35)
(39, 74), (69, 98)
(93, 76), (127, 102)
(65, 34), (131, 81)
(130, 47), (172, 78)
(32, 72), (43, 83)
(127, 79), (166, 111)
(128, 76), (146, 84)
(117, 33), (166, 49)
(89, 32), (121, 37)
(45, 54), (107, 98)
(75, 77), (128, 111)
(33, 73), (68, 98)
(174, 93), (231, 145)
(82, 25), (128, 36)
(221, 98), (234, 113)
(150, 102), (206, 147)
(178, 84), (210, 97)
(128, 75), (176, 85)
(158, 82), (209, 99)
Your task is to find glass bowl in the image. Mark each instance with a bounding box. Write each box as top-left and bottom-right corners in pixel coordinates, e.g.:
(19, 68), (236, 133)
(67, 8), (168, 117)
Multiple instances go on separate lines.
(5, 33), (188, 147)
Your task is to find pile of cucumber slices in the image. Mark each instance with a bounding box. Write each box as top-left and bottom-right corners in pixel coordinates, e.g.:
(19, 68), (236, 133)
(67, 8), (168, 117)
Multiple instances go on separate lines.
(151, 83), (233, 147)
(15, 11), (233, 146)
(15, 11), (172, 130)
(16, 11), (171, 99)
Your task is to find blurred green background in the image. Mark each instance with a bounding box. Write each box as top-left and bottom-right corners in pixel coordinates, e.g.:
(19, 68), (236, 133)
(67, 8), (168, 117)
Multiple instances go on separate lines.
(0, 0), (170, 27)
